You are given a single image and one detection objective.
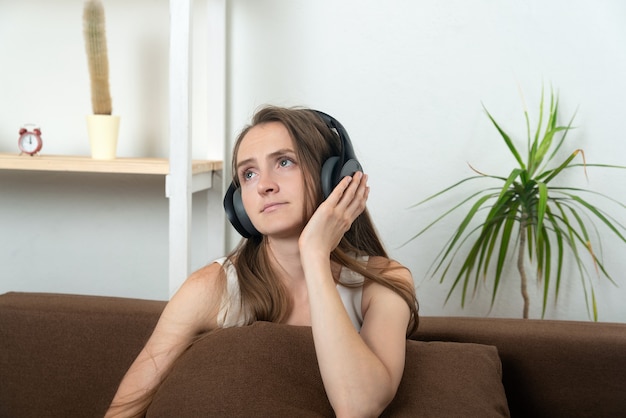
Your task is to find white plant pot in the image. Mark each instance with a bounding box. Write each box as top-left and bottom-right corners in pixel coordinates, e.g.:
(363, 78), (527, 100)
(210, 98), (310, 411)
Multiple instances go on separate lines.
(86, 114), (120, 160)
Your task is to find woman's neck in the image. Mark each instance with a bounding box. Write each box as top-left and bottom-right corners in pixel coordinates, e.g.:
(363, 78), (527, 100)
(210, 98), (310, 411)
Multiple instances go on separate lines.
(265, 236), (305, 284)
(265, 236), (341, 286)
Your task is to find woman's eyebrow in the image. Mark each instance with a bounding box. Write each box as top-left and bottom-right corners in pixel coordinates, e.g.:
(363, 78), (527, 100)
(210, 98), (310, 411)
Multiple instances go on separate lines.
(236, 148), (295, 170)
(236, 157), (255, 171)
(268, 148), (296, 158)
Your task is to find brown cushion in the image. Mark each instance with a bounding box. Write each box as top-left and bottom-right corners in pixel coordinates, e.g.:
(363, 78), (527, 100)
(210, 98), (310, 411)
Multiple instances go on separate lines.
(147, 321), (509, 417)
(148, 322), (333, 417)
(383, 340), (510, 417)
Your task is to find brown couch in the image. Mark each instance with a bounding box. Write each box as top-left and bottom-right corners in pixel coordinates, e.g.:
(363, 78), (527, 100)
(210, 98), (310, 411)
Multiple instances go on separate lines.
(1, 291), (625, 417)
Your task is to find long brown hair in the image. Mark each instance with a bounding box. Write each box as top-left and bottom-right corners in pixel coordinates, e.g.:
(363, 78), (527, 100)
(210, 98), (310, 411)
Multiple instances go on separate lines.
(227, 106), (418, 334)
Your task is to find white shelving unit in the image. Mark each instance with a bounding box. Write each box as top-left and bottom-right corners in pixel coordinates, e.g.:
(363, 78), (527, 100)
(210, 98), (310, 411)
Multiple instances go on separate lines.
(1, 0), (228, 298)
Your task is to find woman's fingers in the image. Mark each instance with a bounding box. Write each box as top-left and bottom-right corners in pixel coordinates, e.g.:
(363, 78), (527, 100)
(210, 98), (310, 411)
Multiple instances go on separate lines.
(331, 172), (368, 226)
(326, 175), (353, 205)
(340, 172), (367, 207)
(300, 172), (369, 254)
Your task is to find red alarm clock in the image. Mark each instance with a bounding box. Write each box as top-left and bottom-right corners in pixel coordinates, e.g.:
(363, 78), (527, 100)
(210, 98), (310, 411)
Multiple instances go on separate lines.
(18, 124), (43, 156)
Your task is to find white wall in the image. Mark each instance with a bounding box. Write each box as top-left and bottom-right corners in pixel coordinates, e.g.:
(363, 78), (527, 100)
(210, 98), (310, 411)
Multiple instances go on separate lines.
(226, 0), (626, 322)
(1, 0), (625, 321)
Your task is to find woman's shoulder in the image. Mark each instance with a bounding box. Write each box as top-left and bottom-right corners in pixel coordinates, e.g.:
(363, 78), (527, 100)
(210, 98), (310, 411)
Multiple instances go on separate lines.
(361, 256), (414, 306)
(164, 259), (230, 331)
(366, 256), (411, 276)
(184, 258), (228, 289)
(361, 256), (414, 319)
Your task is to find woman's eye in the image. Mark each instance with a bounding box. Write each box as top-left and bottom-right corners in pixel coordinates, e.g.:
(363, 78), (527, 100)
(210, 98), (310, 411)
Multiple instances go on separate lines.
(242, 170), (256, 181)
(279, 158), (294, 168)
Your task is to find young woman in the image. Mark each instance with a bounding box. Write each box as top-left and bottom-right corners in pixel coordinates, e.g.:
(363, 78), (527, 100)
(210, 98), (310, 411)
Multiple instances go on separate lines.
(105, 106), (419, 417)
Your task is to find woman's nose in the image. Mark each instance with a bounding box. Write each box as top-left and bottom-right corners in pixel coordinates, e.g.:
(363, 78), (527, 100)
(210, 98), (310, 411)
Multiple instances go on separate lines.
(257, 172), (278, 194)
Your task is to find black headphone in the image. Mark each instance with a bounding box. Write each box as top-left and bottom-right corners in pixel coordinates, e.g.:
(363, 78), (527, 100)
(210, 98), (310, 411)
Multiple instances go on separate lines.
(223, 110), (363, 238)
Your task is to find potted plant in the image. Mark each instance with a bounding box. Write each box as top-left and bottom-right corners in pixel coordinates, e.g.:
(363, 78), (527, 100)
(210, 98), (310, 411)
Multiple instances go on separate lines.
(83, 0), (119, 160)
(408, 86), (626, 320)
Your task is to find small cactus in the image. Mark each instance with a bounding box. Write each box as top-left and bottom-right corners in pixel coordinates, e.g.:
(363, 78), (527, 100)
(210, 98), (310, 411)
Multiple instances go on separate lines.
(83, 0), (112, 115)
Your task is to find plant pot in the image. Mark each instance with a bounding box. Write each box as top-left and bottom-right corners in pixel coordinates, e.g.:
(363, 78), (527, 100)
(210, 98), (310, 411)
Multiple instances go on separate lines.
(86, 114), (120, 160)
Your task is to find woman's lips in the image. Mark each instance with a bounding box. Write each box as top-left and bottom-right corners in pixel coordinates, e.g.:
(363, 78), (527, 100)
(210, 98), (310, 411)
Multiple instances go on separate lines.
(262, 202), (285, 213)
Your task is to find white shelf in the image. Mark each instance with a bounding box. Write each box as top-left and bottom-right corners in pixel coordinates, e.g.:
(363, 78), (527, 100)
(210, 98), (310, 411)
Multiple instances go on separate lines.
(0, 153), (221, 175)
(0, 152), (223, 197)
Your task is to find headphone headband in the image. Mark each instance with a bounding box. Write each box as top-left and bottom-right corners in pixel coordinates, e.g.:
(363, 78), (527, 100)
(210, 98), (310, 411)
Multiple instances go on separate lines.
(312, 110), (357, 163)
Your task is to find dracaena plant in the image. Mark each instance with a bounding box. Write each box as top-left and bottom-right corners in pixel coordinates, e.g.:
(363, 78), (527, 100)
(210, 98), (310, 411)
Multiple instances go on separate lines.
(409, 87), (626, 320)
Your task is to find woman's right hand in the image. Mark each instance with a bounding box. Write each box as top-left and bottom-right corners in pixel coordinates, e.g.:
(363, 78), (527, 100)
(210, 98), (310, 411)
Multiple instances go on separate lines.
(298, 171), (369, 260)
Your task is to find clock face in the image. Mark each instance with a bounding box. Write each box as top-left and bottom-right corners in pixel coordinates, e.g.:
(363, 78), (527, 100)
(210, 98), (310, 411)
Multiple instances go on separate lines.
(18, 132), (42, 155)
(19, 134), (38, 152)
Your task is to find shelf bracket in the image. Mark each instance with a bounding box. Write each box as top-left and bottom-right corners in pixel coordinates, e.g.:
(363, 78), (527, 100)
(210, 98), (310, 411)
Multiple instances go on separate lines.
(165, 171), (213, 198)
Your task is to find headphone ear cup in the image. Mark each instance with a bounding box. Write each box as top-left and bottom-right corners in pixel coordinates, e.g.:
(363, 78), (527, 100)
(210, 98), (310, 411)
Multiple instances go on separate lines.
(233, 188), (260, 237)
(223, 182), (259, 238)
(321, 156), (340, 198)
(321, 156), (363, 198)
(339, 158), (363, 180)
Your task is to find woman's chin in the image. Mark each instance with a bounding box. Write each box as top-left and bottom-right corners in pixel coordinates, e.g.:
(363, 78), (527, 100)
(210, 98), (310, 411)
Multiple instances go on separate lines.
(261, 224), (305, 240)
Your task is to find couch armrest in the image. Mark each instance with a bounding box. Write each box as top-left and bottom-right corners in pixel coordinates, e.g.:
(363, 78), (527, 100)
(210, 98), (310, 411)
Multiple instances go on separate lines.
(0, 292), (165, 418)
(414, 316), (626, 418)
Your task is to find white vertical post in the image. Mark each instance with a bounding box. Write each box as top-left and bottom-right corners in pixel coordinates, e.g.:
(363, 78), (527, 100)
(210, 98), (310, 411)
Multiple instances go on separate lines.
(206, 0), (227, 256)
(168, 0), (193, 297)
(207, 0), (226, 161)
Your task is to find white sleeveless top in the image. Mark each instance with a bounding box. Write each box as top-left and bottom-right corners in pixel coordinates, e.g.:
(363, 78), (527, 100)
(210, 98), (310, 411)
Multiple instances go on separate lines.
(214, 257), (366, 331)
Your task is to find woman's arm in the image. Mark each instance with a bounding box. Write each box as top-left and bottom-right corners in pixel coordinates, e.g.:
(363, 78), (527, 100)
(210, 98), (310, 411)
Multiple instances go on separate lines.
(299, 172), (412, 417)
(305, 259), (411, 418)
(105, 262), (224, 417)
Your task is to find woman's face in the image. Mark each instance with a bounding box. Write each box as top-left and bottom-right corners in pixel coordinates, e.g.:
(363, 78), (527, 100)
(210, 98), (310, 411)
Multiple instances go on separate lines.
(236, 121), (306, 238)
